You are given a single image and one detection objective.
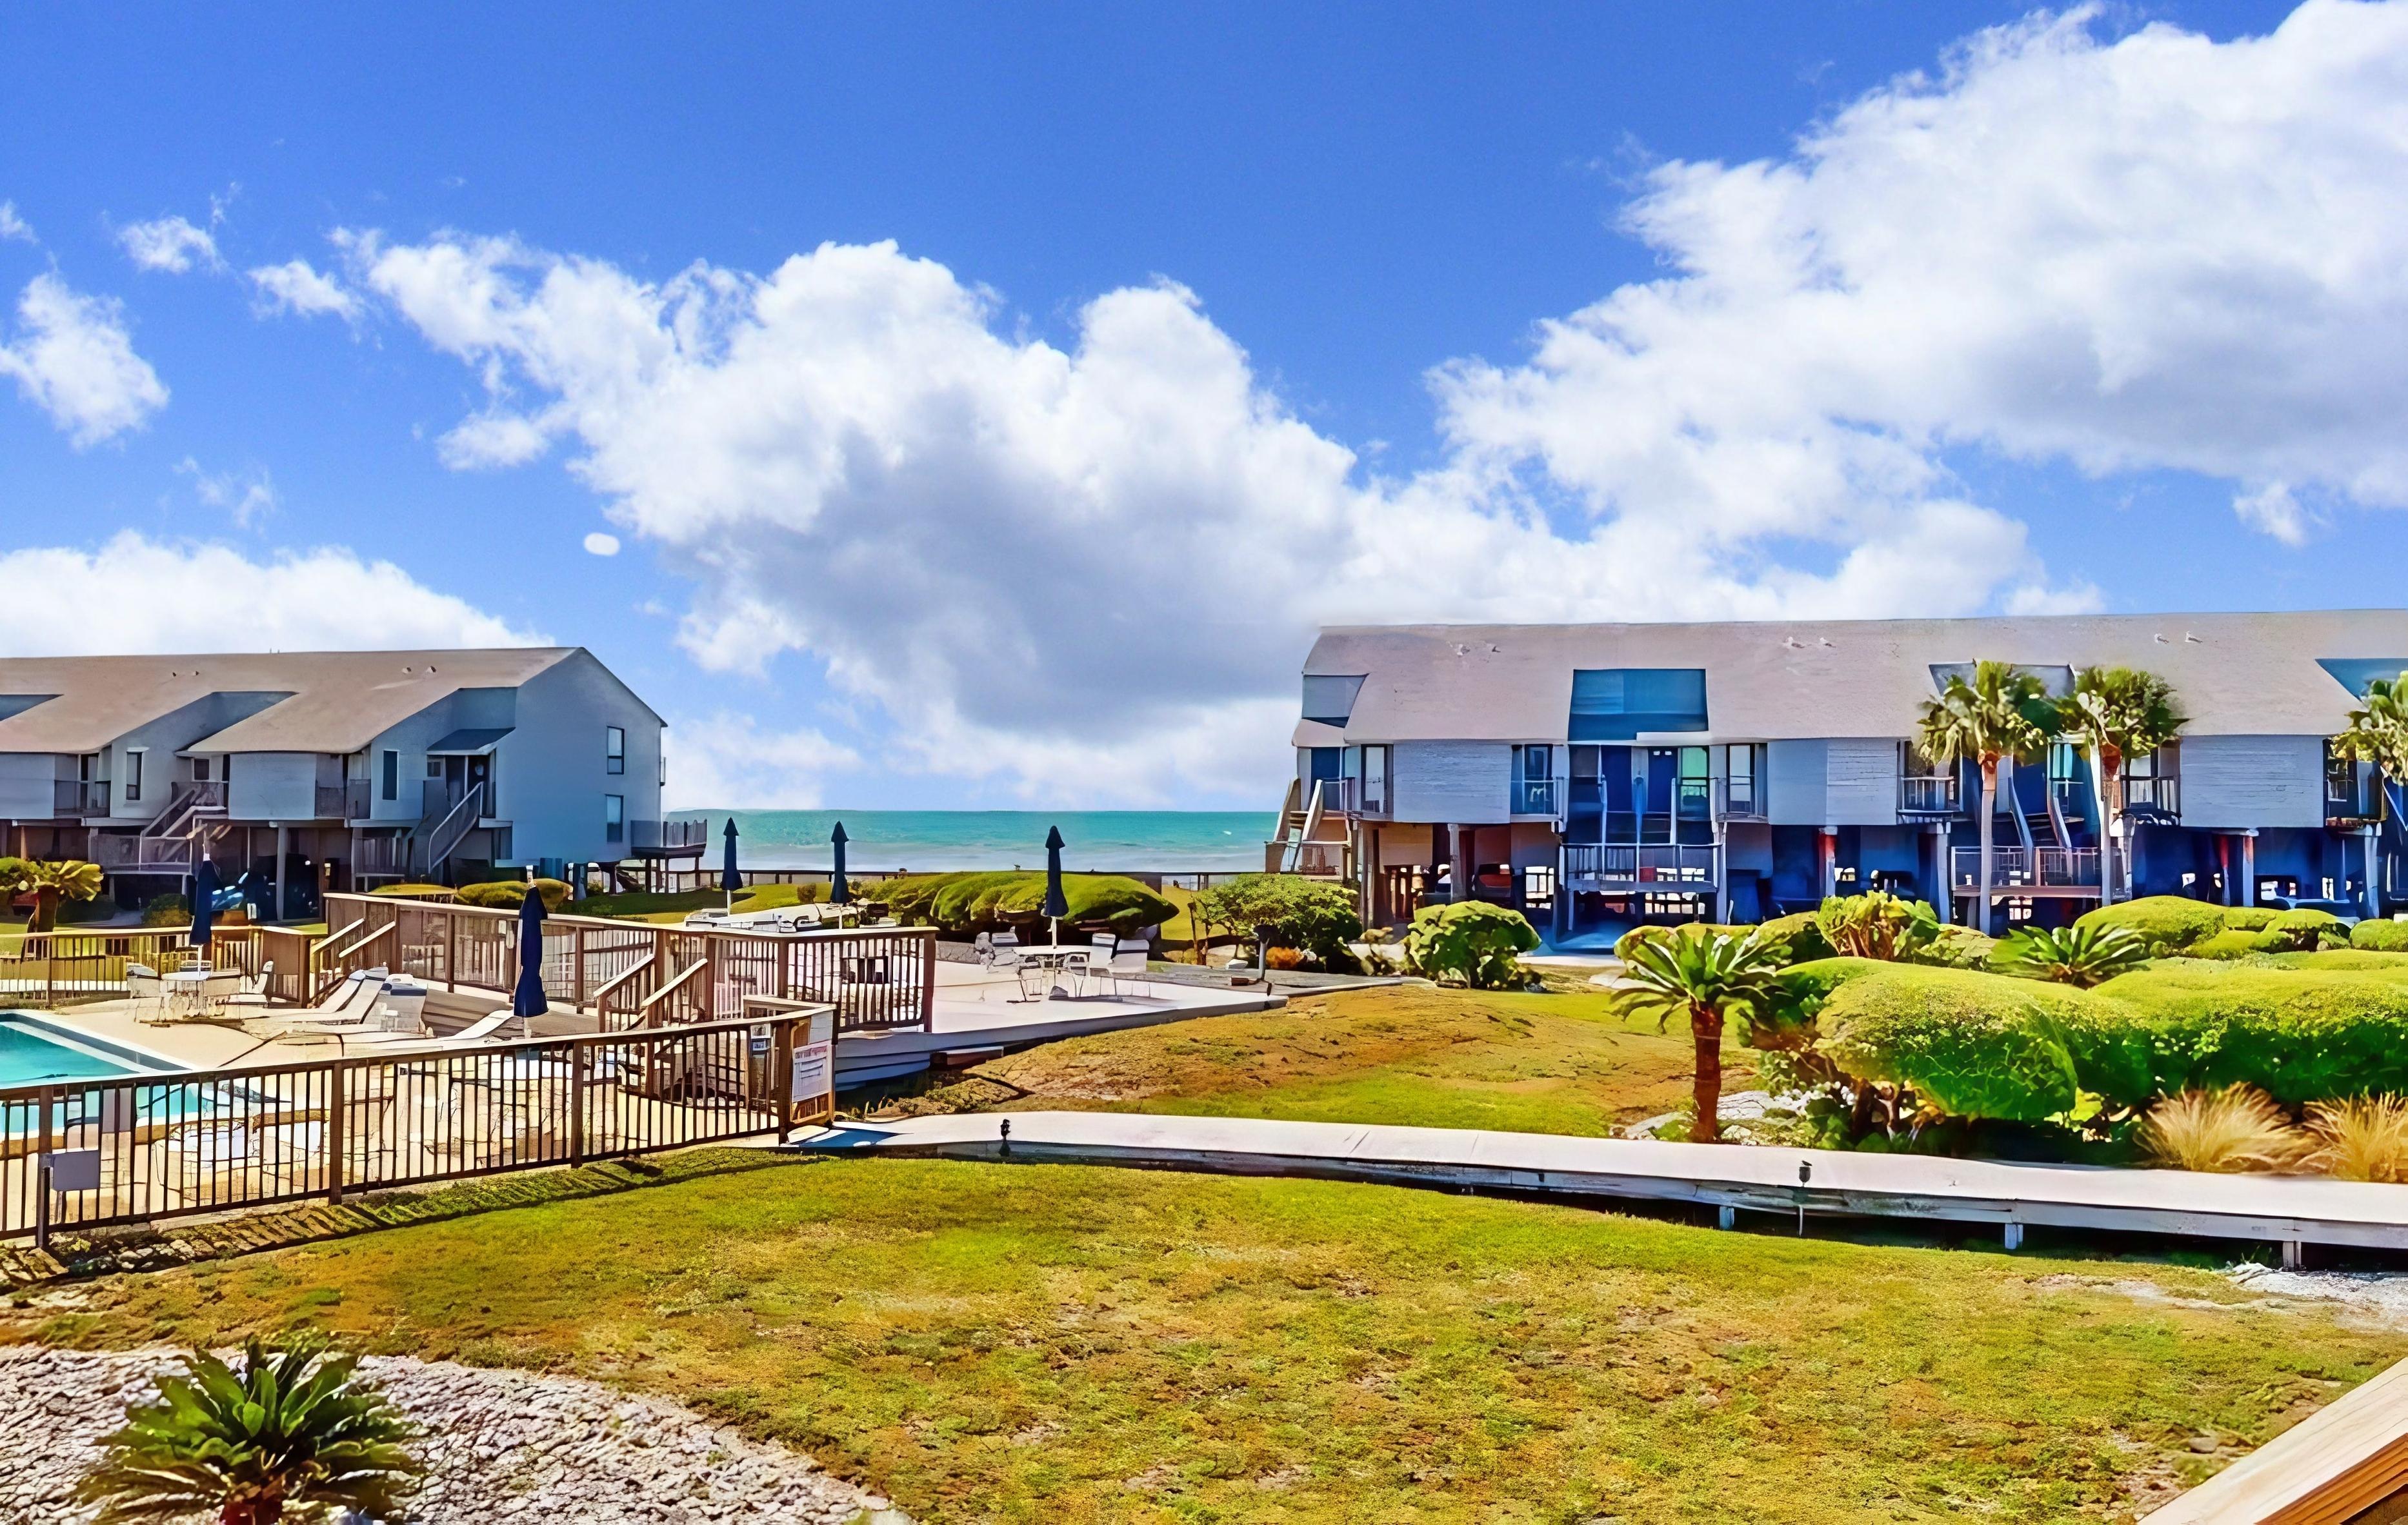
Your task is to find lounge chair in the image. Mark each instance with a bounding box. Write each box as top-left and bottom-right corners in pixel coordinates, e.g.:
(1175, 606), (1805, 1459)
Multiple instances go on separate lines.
(225, 961), (275, 1012)
(254, 969), (389, 1041)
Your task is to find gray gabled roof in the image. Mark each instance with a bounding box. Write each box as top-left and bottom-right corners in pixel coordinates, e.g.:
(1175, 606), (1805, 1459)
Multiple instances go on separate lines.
(0, 649), (578, 755)
(1299, 610), (2408, 744)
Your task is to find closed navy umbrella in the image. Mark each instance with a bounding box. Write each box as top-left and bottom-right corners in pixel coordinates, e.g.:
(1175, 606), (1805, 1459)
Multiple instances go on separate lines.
(830, 820), (850, 905)
(721, 817), (742, 910)
(512, 884), (548, 1032)
(190, 859), (221, 959)
(1042, 825), (1069, 945)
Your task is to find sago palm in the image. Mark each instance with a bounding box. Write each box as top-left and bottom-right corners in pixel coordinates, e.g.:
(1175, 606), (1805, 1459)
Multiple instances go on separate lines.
(1613, 927), (1788, 1143)
(74, 1333), (421, 1525)
(2062, 667), (2185, 906)
(1994, 922), (2150, 989)
(1916, 662), (2053, 934)
(21, 857), (104, 933)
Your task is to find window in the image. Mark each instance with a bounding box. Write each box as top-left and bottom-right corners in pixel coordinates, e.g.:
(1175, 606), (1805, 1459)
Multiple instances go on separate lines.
(1568, 669), (1708, 741)
(1361, 744), (1388, 814)
(1301, 674), (1367, 725)
(1512, 745), (1556, 815)
(191, 757), (210, 782)
(604, 793), (625, 844)
(125, 750), (143, 804)
(659, 738), (667, 788)
(606, 725), (626, 775)
(381, 749), (399, 802)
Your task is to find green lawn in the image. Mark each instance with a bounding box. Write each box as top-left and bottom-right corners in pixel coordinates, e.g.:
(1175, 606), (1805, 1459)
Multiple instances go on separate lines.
(14, 1155), (2396, 1523)
(900, 981), (1745, 1137)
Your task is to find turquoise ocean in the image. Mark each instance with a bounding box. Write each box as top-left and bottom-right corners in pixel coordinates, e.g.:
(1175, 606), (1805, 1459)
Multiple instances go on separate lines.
(668, 810), (1277, 873)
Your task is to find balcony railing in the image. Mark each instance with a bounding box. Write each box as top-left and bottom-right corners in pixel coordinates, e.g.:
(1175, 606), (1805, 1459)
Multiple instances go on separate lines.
(89, 832), (194, 872)
(2120, 775), (2181, 821)
(1899, 776), (1961, 814)
(1713, 777), (1765, 821)
(52, 779), (108, 817)
(2327, 765), (2384, 823)
(628, 819), (710, 856)
(1952, 847), (2100, 889)
(343, 778), (372, 821)
(314, 782), (350, 819)
(1563, 843), (1718, 886)
(1512, 777), (1560, 816)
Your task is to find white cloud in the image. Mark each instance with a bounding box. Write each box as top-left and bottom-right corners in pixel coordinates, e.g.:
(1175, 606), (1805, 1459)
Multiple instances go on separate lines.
(0, 273), (168, 446)
(0, 533), (545, 655)
(345, 1), (2408, 801)
(0, 201), (33, 244)
(176, 457), (278, 528)
(662, 712), (860, 810)
(583, 532), (621, 556)
(2234, 481), (2313, 545)
(248, 258), (361, 321)
(118, 214), (220, 274)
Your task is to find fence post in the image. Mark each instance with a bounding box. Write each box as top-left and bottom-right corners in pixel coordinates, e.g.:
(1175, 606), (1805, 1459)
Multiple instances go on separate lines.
(570, 1042), (588, 1166)
(445, 910), (457, 993)
(920, 930), (936, 1032)
(776, 1017), (794, 1144)
(574, 928), (587, 1008)
(326, 1063), (347, 1205)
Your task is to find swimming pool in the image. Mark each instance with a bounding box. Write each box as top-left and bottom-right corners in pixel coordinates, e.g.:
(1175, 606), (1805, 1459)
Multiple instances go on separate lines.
(0, 1016), (150, 1087)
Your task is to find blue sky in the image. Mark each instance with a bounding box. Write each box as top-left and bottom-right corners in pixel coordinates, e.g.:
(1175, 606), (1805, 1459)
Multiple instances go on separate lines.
(3, 1), (2403, 810)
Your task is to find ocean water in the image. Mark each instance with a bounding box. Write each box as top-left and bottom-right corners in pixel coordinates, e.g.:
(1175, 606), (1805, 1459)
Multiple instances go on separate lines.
(673, 810), (1278, 873)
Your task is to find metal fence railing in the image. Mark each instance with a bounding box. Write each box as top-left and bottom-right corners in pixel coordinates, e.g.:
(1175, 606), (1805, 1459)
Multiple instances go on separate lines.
(0, 1011), (824, 1244)
(0, 924), (317, 1009)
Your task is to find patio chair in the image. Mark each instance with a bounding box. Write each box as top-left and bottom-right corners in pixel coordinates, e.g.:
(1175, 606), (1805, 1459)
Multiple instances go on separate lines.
(199, 966), (244, 1014)
(1101, 940), (1152, 999)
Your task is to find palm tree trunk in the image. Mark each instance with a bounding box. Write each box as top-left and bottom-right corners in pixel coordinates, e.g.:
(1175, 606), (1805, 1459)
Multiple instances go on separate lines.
(2087, 745), (2114, 907)
(1690, 1004), (1724, 1143)
(2102, 743), (2125, 904)
(1978, 760), (1998, 935)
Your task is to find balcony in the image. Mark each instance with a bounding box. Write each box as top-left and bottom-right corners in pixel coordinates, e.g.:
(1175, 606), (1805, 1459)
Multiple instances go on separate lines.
(2121, 775), (2181, 822)
(1899, 776), (1962, 815)
(2327, 765), (2385, 824)
(628, 818), (710, 857)
(1713, 777), (1765, 822)
(1512, 777), (1560, 816)
(314, 782), (351, 819)
(1952, 846), (2101, 892)
(89, 832), (194, 872)
(1563, 842), (1718, 888)
(52, 779), (108, 817)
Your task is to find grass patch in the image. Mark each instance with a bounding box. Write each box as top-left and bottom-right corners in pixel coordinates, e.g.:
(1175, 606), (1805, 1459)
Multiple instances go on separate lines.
(12, 1157), (2397, 1522)
(907, 982), (1750, 1137)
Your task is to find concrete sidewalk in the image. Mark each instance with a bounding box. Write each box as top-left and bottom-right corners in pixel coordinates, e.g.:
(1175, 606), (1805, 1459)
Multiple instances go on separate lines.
(792, 1110), (2408, 1255)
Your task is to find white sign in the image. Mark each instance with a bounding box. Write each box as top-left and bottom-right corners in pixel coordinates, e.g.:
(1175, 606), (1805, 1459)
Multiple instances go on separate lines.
(791, 1041), (833, 1104)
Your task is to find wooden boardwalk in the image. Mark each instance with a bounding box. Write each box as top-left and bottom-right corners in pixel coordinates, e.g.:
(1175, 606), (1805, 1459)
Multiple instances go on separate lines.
(794, 1111), (2408, 1256)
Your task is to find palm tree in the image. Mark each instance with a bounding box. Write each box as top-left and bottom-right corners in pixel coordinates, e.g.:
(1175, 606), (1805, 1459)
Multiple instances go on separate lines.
(2062, 667), (2186, 906)
(1994, 923), (2151, 988)
(2333, 673), (2408, 915)
(75, 1333), (419, 1525)
(1916, 662), (2054, 934)
(18, 857), (103, 933)
(1612, 927), (1788, 1142)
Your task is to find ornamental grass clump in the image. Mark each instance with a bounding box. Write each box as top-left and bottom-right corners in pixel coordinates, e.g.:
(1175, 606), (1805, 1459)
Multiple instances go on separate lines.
(75, 1332), (420, 1525)
(2308, 1095), (2408, 1183)
(2139, 1086), (2309, 1174)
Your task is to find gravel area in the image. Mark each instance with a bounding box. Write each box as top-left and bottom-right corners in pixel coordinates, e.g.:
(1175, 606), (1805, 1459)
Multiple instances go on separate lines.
(0, 1344), (903, 1524)
(2228, 1262), (2408, 1326)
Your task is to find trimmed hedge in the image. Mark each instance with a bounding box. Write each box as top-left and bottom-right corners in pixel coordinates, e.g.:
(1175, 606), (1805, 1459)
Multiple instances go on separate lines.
(456, 877), (572, 912)
(2074, 895), (2340, 955)
(2355, 919), (2408, 952)
(1760, 953), (2408, 1119)
(2074, 895), (2229, 952)
(876, 872), (1176, 936)
(1817, 966), (2089, 1122)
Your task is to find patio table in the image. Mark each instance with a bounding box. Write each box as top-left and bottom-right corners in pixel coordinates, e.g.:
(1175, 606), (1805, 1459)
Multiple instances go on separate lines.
(160, 968), (222, 1019)
(1012, 946), (1095, 1001)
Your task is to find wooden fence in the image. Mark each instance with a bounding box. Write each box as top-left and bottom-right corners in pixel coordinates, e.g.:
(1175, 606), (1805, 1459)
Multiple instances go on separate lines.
(0, 1011), (824, 1244)
(317, 893), (934, 1033)
(0, 924), (317, 1009)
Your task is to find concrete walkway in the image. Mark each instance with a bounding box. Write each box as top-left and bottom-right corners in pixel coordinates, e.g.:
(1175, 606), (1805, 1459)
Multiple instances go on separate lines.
(792, 1110), (2408, 1256)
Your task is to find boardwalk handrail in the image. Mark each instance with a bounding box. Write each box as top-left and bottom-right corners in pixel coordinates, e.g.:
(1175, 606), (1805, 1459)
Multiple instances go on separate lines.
(2140, 1355), (2408, 1523)
(319, 892), (934, 1033)
(0, 1010), (828, 1244)
(590, 955), (657, 1032)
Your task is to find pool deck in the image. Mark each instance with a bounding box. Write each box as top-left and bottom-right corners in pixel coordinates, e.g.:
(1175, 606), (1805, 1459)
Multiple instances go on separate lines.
(792, 1110), (2408, 1256)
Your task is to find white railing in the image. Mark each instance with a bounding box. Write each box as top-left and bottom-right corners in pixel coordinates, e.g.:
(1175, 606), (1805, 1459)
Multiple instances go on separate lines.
(1952, 847), (2100, 888)
(1563, 844), (1718, 884)
(423, 782), (486, 873)
(1900, 776), (1962, 813)
(1712, 778), (1765, 821)
(1512, 777), (1560, 816)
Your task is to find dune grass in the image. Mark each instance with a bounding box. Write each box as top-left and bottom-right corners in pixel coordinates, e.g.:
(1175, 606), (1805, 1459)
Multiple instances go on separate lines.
(904, 981), (1743, 1137)
(11, 1155), (2397, 1523)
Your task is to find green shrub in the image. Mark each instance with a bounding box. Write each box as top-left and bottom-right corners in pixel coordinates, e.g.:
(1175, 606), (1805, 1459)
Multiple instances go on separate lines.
(1911, 925), (2002, 970)
(139, 893), (191, 928)
(2076, 895), (2229, 952)
(1816, 966), (2091, 1122)
(1404, 902), (1539, 988)
(2271, 949), (2408, 973)
(455, 877), (570, 912)
(859, 871), (1173, 935)
(1814, 891), (1940, 961)
(2268, 908), (2345, 951)
(1762, 957), (1888, 1038)
(2189, 928), (2283, 960)
(368, 882), (455, 900)
(2090, 962), (2408, 1106)
(1197, 875), (1362, 967)
(2220, 907), (2279, 932)
(2354, 919), (2408, 952)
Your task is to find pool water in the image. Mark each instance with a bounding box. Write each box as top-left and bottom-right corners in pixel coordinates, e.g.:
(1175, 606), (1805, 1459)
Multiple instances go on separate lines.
(0, 1017), (146, 1087)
